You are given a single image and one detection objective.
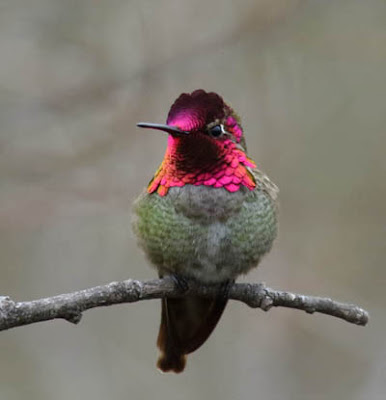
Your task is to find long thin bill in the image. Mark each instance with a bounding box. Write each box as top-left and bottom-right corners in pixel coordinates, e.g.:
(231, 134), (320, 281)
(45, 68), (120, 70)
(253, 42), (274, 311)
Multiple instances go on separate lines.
(136, 122), (189, 136)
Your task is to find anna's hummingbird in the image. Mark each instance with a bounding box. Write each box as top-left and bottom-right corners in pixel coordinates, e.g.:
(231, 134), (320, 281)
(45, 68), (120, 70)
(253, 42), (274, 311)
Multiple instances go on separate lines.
(133, 89), (278, 373)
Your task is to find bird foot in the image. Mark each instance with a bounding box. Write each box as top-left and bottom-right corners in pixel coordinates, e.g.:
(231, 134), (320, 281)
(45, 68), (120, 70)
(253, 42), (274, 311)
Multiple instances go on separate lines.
(218, 280), (234, 301)
(170, 274), (189, 293)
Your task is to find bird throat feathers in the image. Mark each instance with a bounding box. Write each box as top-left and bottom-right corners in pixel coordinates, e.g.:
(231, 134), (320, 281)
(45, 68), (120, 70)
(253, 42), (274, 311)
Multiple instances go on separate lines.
(147, 134), (257, 196)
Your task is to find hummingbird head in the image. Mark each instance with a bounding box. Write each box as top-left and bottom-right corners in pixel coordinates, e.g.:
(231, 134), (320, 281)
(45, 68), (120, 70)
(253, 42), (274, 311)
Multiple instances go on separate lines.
(137, 89), (256, 196)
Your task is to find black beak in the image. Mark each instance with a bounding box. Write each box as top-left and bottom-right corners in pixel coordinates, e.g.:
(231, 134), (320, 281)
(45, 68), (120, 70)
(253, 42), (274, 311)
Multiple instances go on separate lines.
(136, 122), (189, 136)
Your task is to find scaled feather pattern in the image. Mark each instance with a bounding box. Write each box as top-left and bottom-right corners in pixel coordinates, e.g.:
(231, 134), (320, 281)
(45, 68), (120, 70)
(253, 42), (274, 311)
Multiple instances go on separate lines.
(148, 90), (257, 196)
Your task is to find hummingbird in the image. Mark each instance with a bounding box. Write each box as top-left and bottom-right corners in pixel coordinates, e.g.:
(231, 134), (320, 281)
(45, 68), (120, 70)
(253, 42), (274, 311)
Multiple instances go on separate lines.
(133, 89), (278, 373)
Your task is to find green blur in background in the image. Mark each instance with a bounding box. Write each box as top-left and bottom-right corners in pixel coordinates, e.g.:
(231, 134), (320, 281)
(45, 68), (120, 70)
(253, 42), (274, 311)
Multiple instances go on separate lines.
(0, 0), (385, 399)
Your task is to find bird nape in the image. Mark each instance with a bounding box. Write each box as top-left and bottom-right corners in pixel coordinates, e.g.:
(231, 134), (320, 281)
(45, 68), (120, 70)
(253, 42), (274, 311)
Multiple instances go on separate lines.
(133, 89), (278, 373)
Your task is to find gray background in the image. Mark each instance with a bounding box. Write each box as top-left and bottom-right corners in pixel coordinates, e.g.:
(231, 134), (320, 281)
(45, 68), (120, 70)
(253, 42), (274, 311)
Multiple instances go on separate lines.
(0, 0), (385, 399)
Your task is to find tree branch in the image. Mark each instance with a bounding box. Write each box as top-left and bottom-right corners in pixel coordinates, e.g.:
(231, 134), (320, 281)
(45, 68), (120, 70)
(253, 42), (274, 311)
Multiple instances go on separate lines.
(0, 278), (369, 332)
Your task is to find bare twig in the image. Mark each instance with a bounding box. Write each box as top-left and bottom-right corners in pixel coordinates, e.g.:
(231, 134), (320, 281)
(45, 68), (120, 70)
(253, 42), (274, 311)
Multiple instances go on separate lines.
(0, 278), (369, 332)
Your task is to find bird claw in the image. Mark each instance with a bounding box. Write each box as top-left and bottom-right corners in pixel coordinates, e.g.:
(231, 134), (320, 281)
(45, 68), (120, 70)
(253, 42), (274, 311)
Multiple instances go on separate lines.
(170, 274), (189, 293)
(218, 280), (234, 301)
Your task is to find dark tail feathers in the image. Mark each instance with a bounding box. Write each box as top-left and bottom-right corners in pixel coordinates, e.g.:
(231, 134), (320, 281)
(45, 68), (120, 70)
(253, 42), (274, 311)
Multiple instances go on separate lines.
(156, 295), (228, 373)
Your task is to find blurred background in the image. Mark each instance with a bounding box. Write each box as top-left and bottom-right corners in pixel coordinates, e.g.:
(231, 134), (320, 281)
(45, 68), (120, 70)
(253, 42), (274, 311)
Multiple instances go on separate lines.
(0, 0), (385, 399)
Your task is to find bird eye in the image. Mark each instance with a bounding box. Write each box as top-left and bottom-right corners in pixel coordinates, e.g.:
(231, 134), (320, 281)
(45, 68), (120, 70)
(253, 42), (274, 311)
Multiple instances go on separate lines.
(208, 125), (224, 138)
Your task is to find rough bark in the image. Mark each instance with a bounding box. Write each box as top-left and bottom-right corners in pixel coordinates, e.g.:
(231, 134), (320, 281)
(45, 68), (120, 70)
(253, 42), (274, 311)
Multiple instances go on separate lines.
(0, 278), (369, 332)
